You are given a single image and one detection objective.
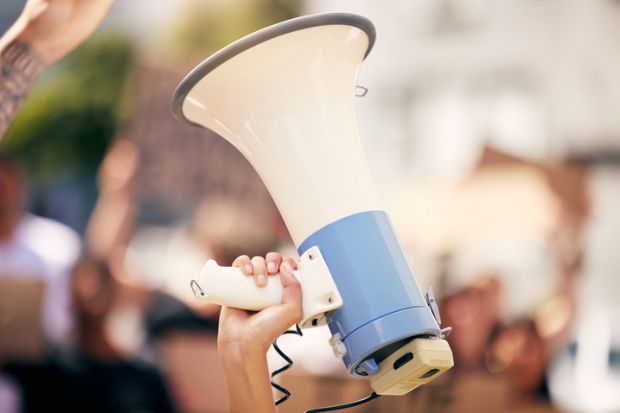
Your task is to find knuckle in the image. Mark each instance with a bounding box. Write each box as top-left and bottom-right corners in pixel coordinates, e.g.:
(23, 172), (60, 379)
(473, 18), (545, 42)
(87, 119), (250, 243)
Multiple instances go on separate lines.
(266, 251), (280, 260)
(233, 255), (249, 266)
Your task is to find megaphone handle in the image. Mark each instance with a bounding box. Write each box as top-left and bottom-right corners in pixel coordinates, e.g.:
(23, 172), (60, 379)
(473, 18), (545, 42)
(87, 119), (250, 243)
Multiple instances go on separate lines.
(192, 260), (284, 311)
(191, 247), (344, 328)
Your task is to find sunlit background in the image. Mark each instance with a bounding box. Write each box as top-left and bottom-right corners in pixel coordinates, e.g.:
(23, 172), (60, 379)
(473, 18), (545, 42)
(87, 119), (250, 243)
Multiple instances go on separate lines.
(1, 1), (619, 412)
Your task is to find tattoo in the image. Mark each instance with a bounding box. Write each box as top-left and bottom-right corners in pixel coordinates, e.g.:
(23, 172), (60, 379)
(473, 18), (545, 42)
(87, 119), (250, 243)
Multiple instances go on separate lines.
(0, 41), (44, 138)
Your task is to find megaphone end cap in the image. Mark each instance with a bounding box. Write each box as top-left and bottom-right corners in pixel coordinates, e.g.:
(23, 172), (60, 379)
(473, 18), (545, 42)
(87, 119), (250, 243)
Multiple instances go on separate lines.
(171, 12), (376, 126)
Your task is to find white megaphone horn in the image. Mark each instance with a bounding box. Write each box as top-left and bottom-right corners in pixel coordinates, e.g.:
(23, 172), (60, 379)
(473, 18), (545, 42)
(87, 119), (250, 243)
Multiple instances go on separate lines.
(173, 13), (453, 396)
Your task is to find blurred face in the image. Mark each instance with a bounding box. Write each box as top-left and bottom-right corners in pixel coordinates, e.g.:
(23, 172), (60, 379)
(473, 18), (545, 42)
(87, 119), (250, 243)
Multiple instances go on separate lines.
(71, 260), (117, 321)
(442, 278), (502, 370)
(0, 164), (24, 237)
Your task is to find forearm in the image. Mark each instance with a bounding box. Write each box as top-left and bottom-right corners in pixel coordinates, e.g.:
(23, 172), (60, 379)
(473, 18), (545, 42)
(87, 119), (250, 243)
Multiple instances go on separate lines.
(86, 191), (137, 260)
(221, 346), (276, 413)
(0, 23), (45, 139)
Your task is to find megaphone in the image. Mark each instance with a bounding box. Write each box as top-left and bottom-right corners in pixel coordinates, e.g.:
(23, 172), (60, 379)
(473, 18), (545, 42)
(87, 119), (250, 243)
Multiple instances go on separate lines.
(173, 13), (453, 396)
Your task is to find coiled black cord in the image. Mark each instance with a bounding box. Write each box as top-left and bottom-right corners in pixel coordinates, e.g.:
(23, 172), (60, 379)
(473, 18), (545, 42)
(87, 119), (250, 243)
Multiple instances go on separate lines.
(270, 324), (303, 405)
(270, 325), (381, 412)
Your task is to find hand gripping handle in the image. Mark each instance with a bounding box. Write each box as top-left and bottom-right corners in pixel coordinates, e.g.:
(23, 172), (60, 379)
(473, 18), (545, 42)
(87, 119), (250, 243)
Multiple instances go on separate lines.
(190, 246), (343, 328)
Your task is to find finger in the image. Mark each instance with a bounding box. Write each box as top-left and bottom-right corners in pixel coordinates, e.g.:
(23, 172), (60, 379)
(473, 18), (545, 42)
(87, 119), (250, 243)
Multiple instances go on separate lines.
(232, 255), (253, 275)
(251, 256), (267, 287)
(281, 256), (298, 271)
(265, 252), (282, 275)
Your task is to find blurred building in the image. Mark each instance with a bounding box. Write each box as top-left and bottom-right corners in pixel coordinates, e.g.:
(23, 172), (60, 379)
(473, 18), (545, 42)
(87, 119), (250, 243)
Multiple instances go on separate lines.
(127, 60), (275, 221)
(307, 0), (620, 184)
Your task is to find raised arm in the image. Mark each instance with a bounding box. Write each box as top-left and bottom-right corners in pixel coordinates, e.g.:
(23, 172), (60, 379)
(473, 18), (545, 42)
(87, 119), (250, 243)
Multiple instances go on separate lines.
(218, 254), (302, 413)
(0, 0), (114, 138)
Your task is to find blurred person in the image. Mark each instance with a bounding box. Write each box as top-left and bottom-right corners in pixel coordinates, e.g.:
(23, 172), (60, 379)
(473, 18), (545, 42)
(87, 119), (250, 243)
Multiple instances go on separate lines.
(0, 155), (81, 343)
(85, 137), (290, 411)
(424, 152), (589, 409)
(421, 259), (577, 413)
(98, 249), (303, 413)
(97, 197), (302, 412)
(0, 152), (81, 413)
(1, 2), (294, 409)
(402, 275), (539, 413)
(436, 273), (578, 410)
(484, 270), (577, 397)
(1, 156), (81, 413)
(86, 138), (140, 265)
(87, 138), (280, 307)
(2, 256), (177, 413)
(85, 140), (222, 411)
(0, 0), (115, 350)
(441, 276), (502, 372)
(0, 157), (79, 413)
(142, 199), (282, 412)
(1, 14), (112, 412)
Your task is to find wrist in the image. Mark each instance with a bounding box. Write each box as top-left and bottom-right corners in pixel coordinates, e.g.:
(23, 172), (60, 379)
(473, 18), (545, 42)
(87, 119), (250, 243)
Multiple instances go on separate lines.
(218, 341), (269, 363)
(1, 18), (49, 67)
(14, 23), (54, 66)
(219, 340), (268, 366)
(2, 12), (61, 66)
(219, 344), (276, 413)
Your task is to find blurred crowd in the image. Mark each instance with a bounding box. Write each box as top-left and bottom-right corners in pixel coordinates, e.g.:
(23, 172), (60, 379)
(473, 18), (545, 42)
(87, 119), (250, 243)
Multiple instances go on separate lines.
(1, 136), (616, 413)
(2, 1), (620, 413)
(0, 131), (295, 412)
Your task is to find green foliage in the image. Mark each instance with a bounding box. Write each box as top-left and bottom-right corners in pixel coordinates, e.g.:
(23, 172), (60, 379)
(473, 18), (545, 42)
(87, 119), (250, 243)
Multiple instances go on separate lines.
(171, 0), (302, 57)
(0, 33), (134, 183)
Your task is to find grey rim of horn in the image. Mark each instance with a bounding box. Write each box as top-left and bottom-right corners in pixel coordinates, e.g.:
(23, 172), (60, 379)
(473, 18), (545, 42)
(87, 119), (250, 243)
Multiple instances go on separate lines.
(171, 12), (376, 128)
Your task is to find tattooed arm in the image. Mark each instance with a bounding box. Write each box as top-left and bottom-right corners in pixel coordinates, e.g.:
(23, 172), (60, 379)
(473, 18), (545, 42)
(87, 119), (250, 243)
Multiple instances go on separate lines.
(0, 0), (115, 140)
(0, 40), (44, 137)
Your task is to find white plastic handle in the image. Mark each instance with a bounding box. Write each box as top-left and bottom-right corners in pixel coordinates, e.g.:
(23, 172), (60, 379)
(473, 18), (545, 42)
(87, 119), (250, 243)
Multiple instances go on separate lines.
(192, 260), (287, 310)
(191, 246), (343, 328)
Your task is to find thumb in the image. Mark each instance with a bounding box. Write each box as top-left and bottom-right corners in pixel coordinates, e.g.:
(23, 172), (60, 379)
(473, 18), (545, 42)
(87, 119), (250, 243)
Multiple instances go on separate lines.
(248, 262), (302, 337)
(280, 261), (302, 310)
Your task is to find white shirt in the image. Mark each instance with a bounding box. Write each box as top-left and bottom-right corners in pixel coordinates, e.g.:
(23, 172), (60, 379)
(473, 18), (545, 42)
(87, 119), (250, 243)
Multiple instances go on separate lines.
(0, 213), (81, 342)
